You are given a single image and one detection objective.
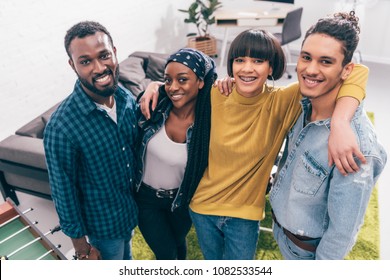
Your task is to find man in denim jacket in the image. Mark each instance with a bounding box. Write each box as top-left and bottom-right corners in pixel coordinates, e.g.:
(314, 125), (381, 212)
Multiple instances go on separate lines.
(270, 11), (387, 259)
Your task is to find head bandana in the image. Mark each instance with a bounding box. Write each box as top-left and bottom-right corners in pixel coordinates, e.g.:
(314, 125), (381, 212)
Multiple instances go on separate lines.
(165, 48), (216, 81)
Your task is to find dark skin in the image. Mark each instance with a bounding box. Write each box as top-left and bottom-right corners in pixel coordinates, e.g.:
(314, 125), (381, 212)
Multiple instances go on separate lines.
(68, 31), (118, 107)
(66, 31), (120, 260)
(162, 62), (204, 143)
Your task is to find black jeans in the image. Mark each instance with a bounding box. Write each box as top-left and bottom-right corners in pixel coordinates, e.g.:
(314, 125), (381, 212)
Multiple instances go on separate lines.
(135, 183), (192, 260)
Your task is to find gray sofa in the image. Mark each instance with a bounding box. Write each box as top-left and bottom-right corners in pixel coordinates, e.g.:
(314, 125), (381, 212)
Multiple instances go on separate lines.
(0, 51), (168, 205)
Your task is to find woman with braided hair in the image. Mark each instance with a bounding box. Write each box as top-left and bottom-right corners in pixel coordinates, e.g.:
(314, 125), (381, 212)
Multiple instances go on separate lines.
(134, 48), (217, 260)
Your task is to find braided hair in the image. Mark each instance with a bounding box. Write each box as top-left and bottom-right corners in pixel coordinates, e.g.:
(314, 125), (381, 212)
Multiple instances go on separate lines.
(182, 65), (216, 205)
(163, 48), (217, 206)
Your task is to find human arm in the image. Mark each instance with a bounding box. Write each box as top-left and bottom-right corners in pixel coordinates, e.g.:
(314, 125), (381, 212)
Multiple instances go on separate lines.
(138, 81), (163, 120)
(140, 76), (236, 118)
(43, 125), (86, 241)
(44, 125), (102, 259)
(330, 64), (369, 175)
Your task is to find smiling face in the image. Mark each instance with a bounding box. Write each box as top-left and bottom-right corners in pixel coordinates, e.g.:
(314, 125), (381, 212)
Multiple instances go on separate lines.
(232, 56), (272, 98)
(297, 33), (352, 102)
(68, 32), (119, 100)
(164, 62), (204, 110)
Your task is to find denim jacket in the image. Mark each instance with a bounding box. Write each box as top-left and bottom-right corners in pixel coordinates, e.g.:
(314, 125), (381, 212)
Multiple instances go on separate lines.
(135, 92), (193, 211)
(270, 98), (387, 259)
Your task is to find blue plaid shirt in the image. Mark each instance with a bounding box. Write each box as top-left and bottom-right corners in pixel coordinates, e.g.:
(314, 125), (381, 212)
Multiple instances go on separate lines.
(44, 80), (139, 239)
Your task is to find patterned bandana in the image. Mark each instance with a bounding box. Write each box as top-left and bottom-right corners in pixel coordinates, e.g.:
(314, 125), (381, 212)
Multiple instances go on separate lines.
(165, 48), (216, 80)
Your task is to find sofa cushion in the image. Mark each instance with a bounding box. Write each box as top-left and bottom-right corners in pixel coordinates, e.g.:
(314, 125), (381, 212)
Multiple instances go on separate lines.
(119, 56), (147, 96)
(119, 56), (146, 84)
(14, 115), (46, 139)
(15, 103), (60, 139)
(119, 53), (168, 97)
(146, 55), (166, 82)
(0, 135), (47, 170)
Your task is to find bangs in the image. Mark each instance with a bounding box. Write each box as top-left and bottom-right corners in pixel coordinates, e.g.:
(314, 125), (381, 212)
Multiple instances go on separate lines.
(226, 29), (285, 79)
(229, 30), (275, 61)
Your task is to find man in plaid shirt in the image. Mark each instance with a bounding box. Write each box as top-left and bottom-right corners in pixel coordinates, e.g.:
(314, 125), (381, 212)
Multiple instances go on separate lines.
(44, 21), (139, 260)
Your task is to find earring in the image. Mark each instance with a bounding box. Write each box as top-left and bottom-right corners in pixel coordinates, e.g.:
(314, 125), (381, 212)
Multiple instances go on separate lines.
(266, 75), (275, 91)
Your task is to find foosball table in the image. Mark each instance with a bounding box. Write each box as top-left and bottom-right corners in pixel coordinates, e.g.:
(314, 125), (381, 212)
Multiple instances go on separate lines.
(0, 198), (66, 260)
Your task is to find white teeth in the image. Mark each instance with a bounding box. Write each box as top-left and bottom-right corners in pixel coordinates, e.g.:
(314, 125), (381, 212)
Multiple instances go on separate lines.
(95, 75), (109, 83)
(170, 94), (183, 100)
(240, 76), (256, 82)
(305, 78), (320, 84)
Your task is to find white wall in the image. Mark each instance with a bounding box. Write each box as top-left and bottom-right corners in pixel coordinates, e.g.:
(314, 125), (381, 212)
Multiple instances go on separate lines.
(0, 0), (192, 141)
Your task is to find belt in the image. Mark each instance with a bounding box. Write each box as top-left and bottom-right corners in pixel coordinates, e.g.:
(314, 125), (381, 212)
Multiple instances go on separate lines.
(141, 182), (178, 199)
(271, 210), (317, 253)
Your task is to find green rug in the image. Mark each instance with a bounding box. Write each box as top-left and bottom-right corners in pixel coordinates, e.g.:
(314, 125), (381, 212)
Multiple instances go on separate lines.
(132, 187), (379, 260)
(132, 112), (379, 260)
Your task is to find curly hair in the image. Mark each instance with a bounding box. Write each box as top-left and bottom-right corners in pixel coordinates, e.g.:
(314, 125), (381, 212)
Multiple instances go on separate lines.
(303, 11), (360, 66)
(64, 21), (114, 58)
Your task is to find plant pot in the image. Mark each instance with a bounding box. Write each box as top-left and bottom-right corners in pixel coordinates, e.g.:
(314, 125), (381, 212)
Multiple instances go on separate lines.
(187, 36), (217, 57)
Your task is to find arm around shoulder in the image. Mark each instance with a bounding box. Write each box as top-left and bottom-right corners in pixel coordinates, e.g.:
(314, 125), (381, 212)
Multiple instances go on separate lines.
(337, 64), (369, 103)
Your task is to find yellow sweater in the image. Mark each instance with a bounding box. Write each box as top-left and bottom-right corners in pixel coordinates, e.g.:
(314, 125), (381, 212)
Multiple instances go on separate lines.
(190, 64), (368, 221)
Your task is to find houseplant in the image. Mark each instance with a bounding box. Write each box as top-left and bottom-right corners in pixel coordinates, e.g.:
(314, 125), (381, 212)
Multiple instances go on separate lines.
(178, 0), (222, 57)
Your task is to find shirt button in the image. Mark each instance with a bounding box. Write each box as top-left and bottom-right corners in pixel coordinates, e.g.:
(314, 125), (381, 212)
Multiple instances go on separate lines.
(122, 147), (126, 151)
(127, 163), (130, 167)
(130, 179), (133, 182)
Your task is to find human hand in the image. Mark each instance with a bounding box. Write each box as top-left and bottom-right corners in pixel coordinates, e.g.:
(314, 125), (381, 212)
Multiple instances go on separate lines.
(328, 120), (366, 175)
(139, 81), (163, 119)
(85, 246), (101, 260)
(72, 237), (102, 260)
(213, 76), (235, 96)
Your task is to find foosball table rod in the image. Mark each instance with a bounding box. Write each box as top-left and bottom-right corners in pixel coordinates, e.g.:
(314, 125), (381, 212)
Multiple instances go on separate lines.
(0, 221), (38, 245)
(0, 225), (61, 260)
(0, 208), (34, 228)
(36, 244), (62, 260)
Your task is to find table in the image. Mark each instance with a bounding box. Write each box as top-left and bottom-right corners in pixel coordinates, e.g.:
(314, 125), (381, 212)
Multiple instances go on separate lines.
(214, 6), (293, 67)
(0, 199), (66, 260)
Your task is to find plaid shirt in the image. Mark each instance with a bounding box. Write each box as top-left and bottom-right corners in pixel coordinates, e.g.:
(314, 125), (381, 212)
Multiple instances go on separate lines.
(44, 80), (139, 239)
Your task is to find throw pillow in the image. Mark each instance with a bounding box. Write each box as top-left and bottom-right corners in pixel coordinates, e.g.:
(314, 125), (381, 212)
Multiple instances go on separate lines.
(119, 56), (146, 84)
(145, 55), (167, 82)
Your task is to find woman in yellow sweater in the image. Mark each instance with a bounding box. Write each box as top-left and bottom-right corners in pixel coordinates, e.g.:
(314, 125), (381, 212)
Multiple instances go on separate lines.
(140, 29), (368, 260)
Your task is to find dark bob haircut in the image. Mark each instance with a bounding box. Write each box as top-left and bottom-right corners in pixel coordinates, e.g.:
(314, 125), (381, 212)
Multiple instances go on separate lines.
(227, 29), (286, 80)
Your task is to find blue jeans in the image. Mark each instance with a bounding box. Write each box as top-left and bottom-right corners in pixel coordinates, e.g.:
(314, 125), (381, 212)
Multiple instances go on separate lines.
(88, 233), (133, 260)
(189, 209), (260, 260)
